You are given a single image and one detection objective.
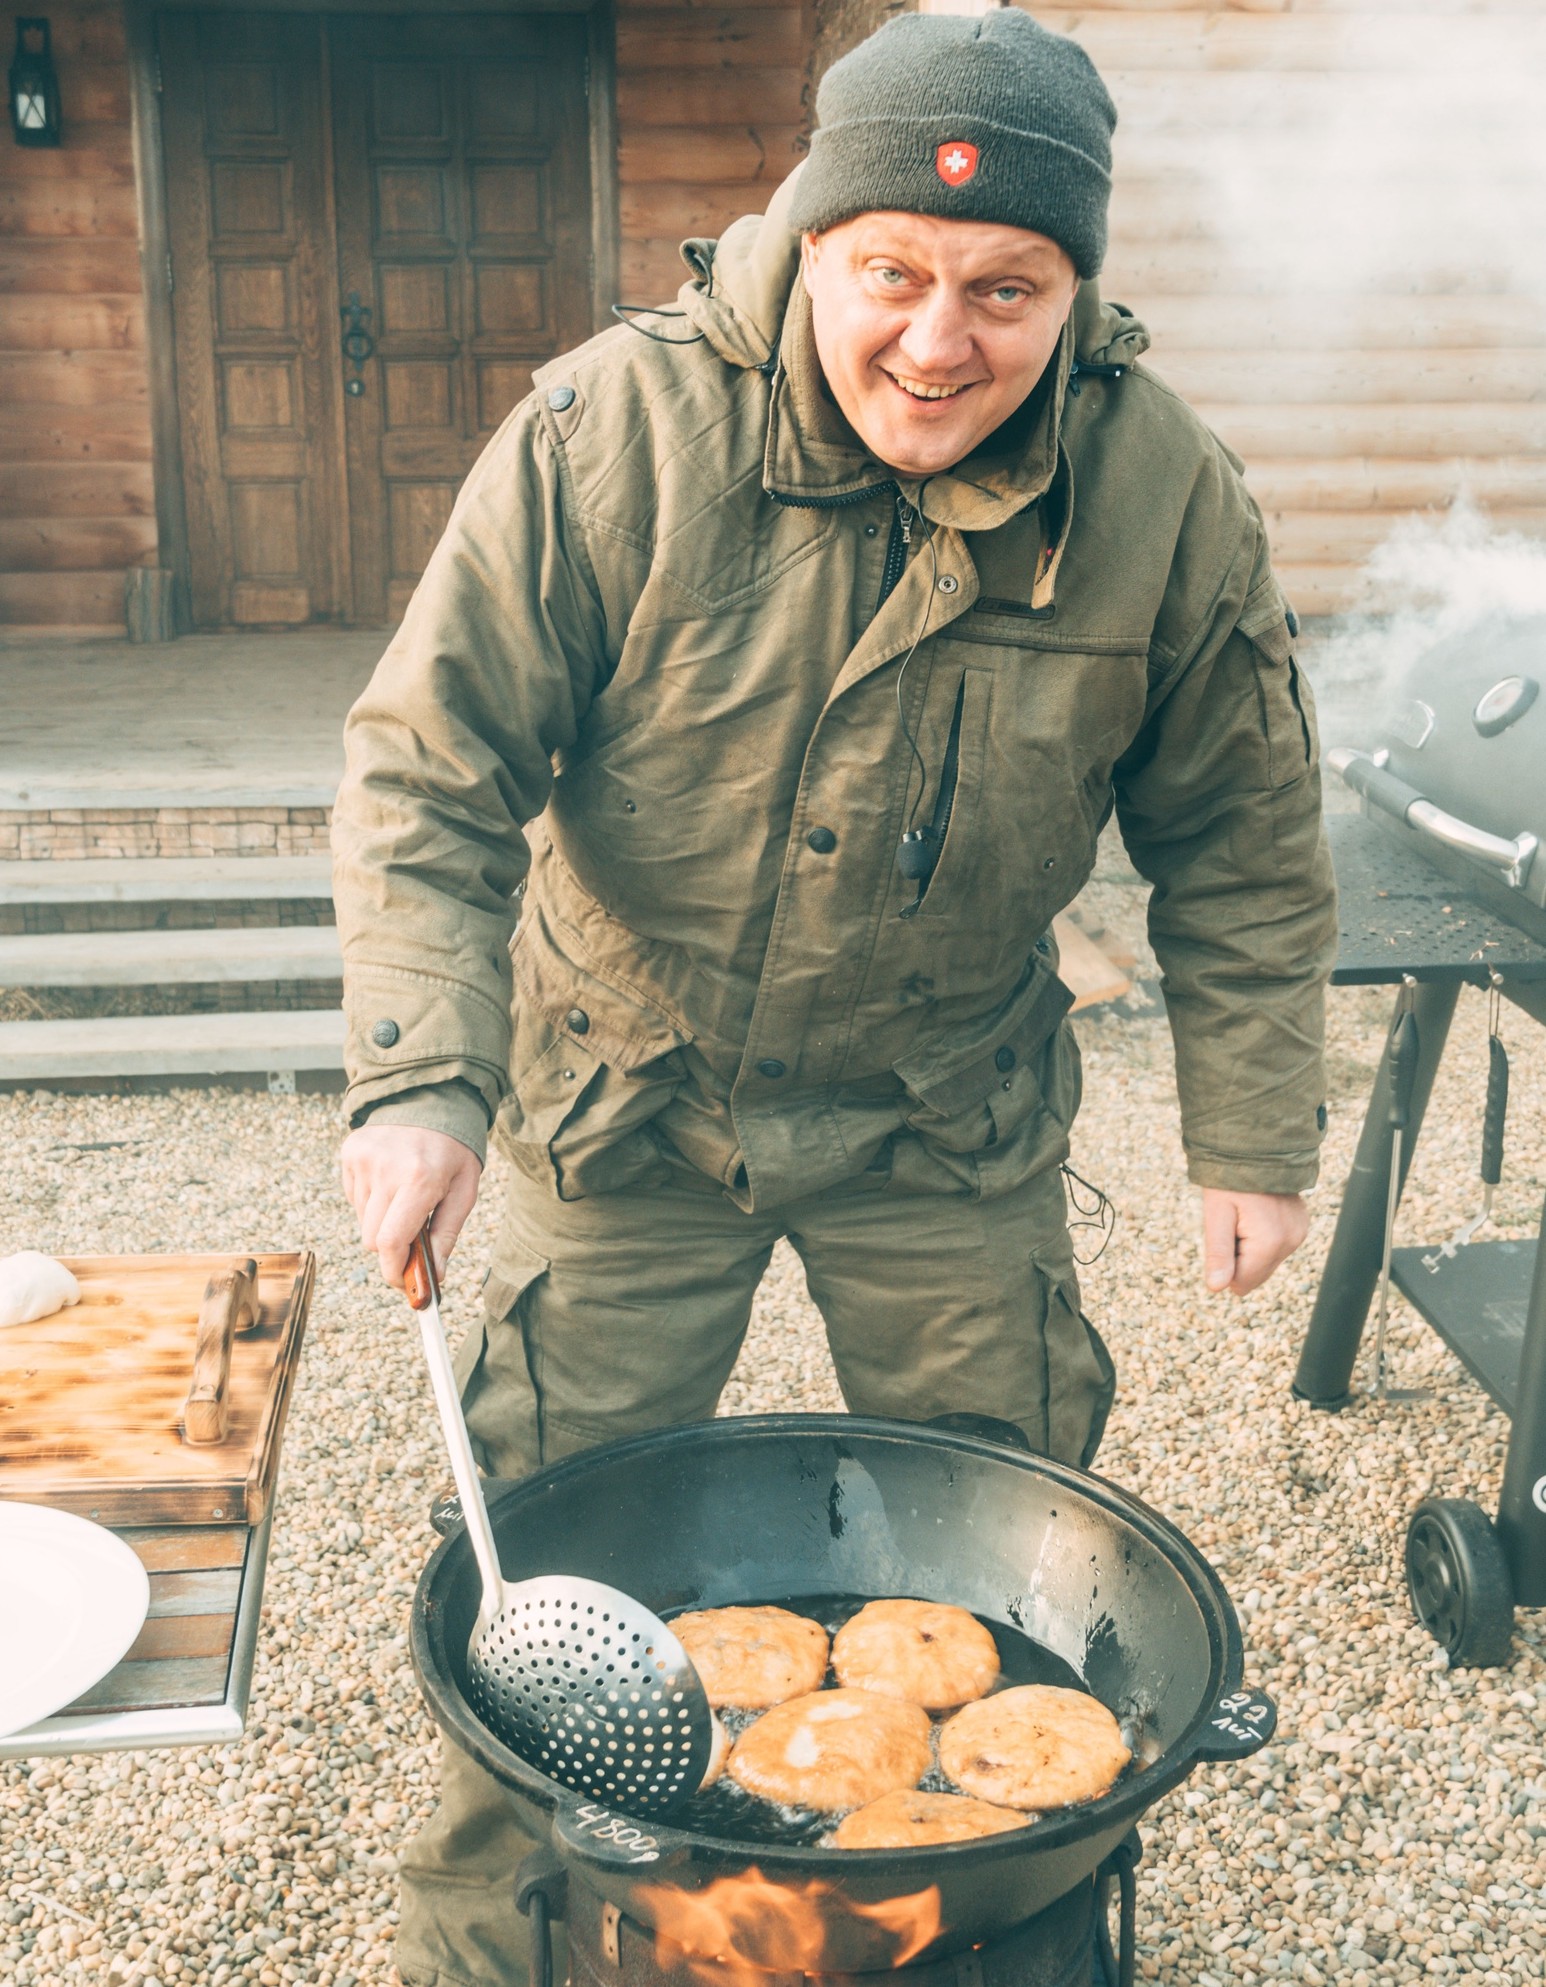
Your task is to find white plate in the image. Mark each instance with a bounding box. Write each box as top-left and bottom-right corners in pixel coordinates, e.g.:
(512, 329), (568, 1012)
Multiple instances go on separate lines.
(0, 1503), (151, 1740)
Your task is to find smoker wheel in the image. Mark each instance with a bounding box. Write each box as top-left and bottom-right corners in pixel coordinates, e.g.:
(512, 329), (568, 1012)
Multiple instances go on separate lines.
(1404, 1498), (1514, 1668)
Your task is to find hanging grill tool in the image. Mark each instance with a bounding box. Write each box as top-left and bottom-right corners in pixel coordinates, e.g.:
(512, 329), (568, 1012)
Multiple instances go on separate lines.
(1424, 980), (1510, 1272)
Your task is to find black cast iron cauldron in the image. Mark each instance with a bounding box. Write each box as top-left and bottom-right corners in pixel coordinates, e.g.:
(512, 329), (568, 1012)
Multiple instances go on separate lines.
(412, 1416), (1275, 1970)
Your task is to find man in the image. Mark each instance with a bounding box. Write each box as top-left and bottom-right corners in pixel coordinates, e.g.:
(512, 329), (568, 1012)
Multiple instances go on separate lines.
(333, 12), (1336, 1983)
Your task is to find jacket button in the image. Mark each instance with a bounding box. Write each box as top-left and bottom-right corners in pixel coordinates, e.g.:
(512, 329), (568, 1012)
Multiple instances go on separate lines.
(370, 1019), (400, 1049)
(566, 1007), (590, 1035)
(1316, 1103), (1328, 1131)
(807, 826), (837, 853)
(757, 1058), (787, 1080)
(937, 574), (960, 594)
(547, 385), (576, 411)
(994, 1045), (1016, 1073)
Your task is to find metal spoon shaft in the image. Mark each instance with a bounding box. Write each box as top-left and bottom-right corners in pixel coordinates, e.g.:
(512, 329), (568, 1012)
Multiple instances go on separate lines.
(406, 1228), (506, 1625)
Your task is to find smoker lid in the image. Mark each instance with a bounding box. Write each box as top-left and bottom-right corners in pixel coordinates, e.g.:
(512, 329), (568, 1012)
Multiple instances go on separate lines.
(1382, 614), (1546, 847)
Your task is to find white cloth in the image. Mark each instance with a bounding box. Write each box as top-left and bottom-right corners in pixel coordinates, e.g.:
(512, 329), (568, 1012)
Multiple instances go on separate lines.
(0, 1252), (81, 1328)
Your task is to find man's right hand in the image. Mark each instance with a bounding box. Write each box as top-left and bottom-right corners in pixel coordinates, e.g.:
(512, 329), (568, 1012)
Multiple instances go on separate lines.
(341, 1123), (483, 1288)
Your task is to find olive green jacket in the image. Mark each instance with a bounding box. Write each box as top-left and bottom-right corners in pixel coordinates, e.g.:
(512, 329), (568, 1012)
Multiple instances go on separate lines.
(333, 176), (1336, 1207)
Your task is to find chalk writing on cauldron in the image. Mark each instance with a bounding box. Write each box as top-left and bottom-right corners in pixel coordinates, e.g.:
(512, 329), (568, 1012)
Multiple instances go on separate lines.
(573, 1801), (663, 1862)
(1209, 1692), (1273, 1747)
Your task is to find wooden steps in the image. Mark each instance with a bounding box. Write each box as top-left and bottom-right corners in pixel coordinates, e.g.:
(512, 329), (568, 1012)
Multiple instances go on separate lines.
(0, 855), (332, 906)
(0, 852), (343, 1084)
(0, 924), (341, 987)
(0, 1007), (345, 1081)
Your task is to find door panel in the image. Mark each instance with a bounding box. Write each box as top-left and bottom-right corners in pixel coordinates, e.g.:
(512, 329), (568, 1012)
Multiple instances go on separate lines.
(161, 11), (349, 627)
(163, 10), (595, 629)
(329, 13), (595, 623)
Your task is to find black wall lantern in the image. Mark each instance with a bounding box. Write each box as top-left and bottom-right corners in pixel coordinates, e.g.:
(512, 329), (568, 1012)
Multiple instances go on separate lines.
(10, 18), (62, 148)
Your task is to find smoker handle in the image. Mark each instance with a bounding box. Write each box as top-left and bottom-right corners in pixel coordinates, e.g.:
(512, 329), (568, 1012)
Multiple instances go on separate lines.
(1329, 747), (1539, 889)
(1190, 1686), (1277, 1763)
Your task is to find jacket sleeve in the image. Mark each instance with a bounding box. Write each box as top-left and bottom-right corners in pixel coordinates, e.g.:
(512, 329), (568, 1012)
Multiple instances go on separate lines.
(1113, 519), (1338, 1195)
(331, 395), (611, 1138)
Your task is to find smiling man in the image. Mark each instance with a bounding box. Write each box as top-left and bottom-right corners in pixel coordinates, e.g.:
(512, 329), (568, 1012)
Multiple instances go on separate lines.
(332, 12), (1336, 1984)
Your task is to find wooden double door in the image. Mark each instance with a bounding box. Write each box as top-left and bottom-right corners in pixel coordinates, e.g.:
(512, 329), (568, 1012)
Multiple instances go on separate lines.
(161, 9), (594, 628)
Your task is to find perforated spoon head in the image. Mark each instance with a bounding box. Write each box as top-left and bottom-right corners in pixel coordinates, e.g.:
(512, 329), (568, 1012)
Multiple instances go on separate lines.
(465, 1574), (721, 1816)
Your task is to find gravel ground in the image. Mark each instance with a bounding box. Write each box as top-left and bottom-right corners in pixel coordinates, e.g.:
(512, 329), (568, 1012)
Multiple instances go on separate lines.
(3, 904), (1544, 1985)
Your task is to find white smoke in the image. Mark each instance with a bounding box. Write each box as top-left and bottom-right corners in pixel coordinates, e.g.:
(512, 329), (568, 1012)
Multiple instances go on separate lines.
(1185, 14), (1546, 309)
(1303, 497), (1546, 758)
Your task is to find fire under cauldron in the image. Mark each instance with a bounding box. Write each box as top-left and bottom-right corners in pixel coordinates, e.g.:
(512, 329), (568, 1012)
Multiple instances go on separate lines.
(413, 1416), (1275, 1987)
(1299, 612), (1546, 1666)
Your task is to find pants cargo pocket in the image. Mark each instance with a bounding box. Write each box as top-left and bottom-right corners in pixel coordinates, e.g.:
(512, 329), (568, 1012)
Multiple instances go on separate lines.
(1040, 1266), (1117, 1471)
(460, 1233), (551, 1480)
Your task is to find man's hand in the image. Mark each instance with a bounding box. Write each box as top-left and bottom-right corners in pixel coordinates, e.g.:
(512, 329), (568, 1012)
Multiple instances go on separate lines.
(1201, 1187), (1309, 1297)
(341, 1123), (483, 1288)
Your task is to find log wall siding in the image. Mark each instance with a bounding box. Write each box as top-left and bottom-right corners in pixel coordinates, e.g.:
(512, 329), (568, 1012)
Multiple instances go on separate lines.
(0, 0), (156, 633)
(1034, 0), (1546, 616)
(616, 0), (812, 305)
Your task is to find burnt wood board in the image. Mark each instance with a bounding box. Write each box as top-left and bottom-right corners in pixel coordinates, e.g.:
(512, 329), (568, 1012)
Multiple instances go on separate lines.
(0, 1251), (313, 1526)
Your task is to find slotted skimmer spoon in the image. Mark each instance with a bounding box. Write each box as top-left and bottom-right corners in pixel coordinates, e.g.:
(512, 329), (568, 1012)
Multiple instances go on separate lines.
(404, 1227), (723, 1816)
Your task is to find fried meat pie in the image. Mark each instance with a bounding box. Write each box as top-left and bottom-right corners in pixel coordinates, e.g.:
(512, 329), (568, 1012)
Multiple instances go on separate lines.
(830, 1790), (1028, 1849)
(832, 1598), (1001, 1709)
(673, 1606), (831, 1710)
(939, 1684), (1130, 1811)
(728, 1689), (932, 1811)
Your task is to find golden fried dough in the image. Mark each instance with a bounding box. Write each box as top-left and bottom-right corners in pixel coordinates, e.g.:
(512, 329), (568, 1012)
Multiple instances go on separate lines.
(832, 1599), (1000, 1710)
(673, 1606), (830, 1710)
(728, 1689), (932, 1811)
(939, 1685), (1130, 1811)
(830, 1790), (1028, 1850)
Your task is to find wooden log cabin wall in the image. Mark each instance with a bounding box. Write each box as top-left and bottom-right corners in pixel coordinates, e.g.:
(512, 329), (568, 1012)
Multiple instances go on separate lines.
(1033, 0), (1546, 618)
(0, 0), (155, 634)
(0, 0), (1540, 633)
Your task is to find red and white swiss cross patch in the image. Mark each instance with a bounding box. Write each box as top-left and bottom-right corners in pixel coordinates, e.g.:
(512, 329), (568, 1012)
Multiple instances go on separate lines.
(935, 141), (979, 187)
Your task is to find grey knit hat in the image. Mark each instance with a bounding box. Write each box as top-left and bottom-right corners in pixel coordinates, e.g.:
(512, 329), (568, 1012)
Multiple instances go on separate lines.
(788, 10), (1116, 279)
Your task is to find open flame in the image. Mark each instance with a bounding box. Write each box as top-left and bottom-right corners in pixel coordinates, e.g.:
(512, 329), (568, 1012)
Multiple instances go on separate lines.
(640, 1868), (944, 1984)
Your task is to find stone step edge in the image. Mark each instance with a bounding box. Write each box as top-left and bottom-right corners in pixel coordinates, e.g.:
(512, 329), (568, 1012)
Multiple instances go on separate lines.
(0, 925), (342, 988)
(0, 1009), (346, 1080)
(0, 856), (334, 907)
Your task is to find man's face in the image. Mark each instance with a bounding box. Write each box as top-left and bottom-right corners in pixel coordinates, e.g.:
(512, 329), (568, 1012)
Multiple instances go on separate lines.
(801, 213), (1079, 479)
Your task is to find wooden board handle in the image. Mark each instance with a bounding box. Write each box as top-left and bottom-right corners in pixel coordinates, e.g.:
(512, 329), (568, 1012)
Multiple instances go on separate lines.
(183, 1258), (259, 1446)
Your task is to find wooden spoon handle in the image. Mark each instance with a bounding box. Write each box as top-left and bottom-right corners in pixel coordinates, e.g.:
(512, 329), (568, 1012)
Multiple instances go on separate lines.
(405, 1224), (439, 1311)
(183, 1258), (258, 1446)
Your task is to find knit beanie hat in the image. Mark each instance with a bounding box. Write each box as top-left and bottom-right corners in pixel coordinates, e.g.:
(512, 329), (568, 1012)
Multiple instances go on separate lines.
(788, 10), (1116, 279)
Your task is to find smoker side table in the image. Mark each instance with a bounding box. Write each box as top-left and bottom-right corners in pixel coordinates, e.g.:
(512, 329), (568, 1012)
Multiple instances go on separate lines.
(1294, 813), (1546, 1664)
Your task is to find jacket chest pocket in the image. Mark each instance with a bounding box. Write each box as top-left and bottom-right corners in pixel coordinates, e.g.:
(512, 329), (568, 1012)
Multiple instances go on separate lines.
(907, 665), (993, 923)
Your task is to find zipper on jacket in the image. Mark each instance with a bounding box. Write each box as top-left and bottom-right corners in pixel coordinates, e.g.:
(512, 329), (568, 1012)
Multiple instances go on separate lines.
(875, 490), (913, 613)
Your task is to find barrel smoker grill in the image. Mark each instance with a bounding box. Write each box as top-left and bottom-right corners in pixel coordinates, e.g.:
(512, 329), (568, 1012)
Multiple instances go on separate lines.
(1296, 613), (1546, 1665)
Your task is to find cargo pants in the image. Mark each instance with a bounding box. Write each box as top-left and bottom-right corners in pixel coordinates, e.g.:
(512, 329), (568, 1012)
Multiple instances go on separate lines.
(395, 1158), (1115, 1987)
